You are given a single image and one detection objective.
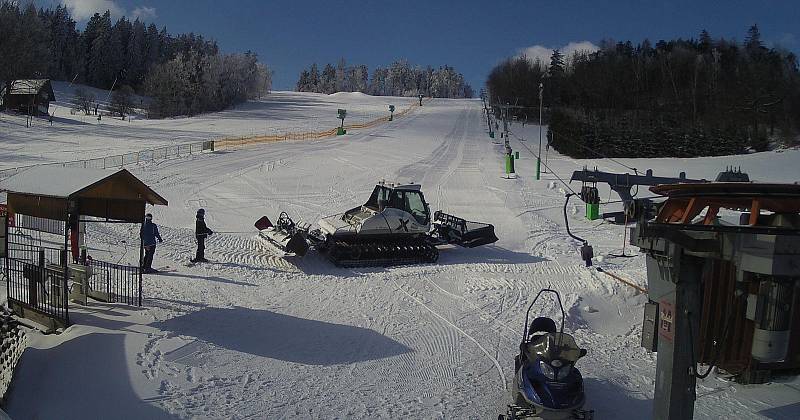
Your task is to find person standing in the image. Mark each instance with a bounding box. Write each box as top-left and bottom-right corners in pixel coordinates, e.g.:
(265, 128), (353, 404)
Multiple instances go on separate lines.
(192, 208), (213, 263)
(140, 213), (163, 273)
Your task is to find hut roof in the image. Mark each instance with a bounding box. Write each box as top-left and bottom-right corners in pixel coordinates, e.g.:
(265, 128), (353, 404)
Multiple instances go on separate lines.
(4, 79), (55, 101)
(0, 167), (167, 222)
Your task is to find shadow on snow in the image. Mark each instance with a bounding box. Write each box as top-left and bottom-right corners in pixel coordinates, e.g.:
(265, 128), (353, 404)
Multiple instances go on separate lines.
(5, 333), (178, 420)
(583, 378), (652, 418)
(151, 306), (412, 365)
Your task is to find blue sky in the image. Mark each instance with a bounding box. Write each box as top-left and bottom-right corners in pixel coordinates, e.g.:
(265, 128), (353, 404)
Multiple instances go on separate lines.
(57, 0), (800, 91)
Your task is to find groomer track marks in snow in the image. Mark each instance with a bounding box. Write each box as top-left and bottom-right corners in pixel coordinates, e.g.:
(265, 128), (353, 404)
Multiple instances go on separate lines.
(10, 94), (799, 419)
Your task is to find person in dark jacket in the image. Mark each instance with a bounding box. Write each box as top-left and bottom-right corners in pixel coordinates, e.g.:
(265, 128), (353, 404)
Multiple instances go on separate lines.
(140, 213), (163, 273)
(192, 208), (213, 263)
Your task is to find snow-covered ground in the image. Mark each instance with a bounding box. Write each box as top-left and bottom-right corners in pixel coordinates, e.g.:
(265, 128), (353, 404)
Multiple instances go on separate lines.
(2, 92), (800, 419)
(0, 81), (413, 170)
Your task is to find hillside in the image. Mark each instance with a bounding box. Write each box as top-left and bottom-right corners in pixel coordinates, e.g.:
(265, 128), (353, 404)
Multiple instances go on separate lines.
(0, 82), (414, 170)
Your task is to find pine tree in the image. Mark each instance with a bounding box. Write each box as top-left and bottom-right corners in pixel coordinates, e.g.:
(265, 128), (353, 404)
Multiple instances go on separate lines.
(321, 63), (336, 94)
(84, 11), (114, 87)
(699, 29), (712, 52)
(11, 3), (50, 79)
(144, 23), (160, 73)
(296, 69), (310, 92)
(335, 58), (348, 92)
(549, 49), (565, 77)
(126, 19), (147, 86)
(354, 64), (369, 92)
(369, 67), (386, 95)
(308, 63), (320, 92)
(745, 24), (763, 51)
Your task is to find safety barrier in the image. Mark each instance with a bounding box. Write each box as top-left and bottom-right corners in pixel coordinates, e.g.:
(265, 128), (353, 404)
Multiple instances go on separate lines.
(216, 98), (426, 150)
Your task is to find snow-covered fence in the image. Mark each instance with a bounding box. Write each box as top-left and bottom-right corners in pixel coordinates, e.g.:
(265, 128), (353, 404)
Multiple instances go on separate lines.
(0, 306), (28, 404)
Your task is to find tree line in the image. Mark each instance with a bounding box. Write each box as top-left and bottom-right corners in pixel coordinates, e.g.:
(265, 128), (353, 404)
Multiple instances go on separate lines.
(0, 2), (271, 118)
(296, 59), (473, 98)
(486, 26), (800, 157)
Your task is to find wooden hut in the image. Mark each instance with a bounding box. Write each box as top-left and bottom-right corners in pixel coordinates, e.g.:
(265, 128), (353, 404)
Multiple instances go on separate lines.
(1, 79), (56, 116)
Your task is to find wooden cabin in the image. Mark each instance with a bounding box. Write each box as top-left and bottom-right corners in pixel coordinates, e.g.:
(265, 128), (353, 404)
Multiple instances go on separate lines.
(1, 79), (56, 116)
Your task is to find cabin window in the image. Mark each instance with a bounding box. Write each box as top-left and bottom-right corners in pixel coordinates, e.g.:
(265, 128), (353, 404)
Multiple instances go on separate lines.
(404, 191), (429, 224)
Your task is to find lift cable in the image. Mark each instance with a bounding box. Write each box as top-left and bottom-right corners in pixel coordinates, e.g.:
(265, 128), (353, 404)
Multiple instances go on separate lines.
(544, 126), (640, 174)
(508, 131), (581, 198)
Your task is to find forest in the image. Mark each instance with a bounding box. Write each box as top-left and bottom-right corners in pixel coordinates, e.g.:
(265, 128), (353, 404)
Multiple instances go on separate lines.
(0, 2), (271, 118)
(296, 59), (473, 98)
(486, 26), (800, 157)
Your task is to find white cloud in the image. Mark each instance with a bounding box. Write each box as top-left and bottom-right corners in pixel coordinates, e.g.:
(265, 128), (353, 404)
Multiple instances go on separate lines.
(518, 41), (599, 65)
(60, 1), (157, 21)
(131, 6), (157, 20)
(62, 0), (125, 20)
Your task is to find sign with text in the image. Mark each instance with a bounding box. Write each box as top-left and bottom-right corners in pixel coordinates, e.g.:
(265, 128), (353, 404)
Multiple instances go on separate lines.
(658, 300), (675, 342)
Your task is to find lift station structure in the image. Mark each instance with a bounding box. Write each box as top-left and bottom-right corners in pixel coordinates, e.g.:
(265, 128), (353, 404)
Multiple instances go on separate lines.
(632, 182), (800, 419)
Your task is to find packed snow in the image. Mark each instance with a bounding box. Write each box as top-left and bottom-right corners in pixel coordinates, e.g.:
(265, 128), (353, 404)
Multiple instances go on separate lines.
(1, 89), (799, 419)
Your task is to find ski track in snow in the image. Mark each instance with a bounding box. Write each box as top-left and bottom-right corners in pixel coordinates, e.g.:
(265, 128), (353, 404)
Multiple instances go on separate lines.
(4, 93), (800, 420)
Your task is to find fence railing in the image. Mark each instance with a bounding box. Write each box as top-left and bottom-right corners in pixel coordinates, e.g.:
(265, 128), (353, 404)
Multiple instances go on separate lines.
(0, 99), (426, 179)
(0, 140), (214, 180)
(215, 100), (424, 150)
(6, 258), (69, 325)
(88, 259), (141, 306)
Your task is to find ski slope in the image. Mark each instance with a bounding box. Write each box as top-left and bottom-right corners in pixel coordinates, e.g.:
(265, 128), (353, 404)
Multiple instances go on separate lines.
(3, 93), (800, 419)
(0, 82), (414, 170)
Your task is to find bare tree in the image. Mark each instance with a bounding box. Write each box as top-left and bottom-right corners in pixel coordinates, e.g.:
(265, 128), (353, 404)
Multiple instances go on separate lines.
(110, 85), (135, 118)
(72, 87), (95, 115)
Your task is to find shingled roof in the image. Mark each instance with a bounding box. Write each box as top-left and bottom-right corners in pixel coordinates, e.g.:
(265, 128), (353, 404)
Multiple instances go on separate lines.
(3, 79), (55, 100)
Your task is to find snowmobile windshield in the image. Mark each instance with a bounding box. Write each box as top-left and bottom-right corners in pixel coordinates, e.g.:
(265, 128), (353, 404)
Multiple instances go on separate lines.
(527, 332), (582, 363)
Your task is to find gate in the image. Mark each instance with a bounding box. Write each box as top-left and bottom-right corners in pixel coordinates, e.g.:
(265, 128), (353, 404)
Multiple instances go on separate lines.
(87, 259), (141, 306)
(4, 217), (70, 329)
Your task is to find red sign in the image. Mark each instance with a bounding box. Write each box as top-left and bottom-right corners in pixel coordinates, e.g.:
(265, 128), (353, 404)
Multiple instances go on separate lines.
(0, 203), (14, 227)
(658, 300), (675, 342)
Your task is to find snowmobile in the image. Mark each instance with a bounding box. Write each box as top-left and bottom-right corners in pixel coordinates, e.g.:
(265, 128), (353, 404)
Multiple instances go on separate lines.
(254, 181), (498, 266)
(501, 289), (593, 420)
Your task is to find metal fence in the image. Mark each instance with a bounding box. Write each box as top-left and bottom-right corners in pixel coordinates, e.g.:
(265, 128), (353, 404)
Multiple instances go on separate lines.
(87, 259), (141, 306)
(5, 259), (69, 324)
(5, 223), (70, 327)
(0, 140), (214, 181)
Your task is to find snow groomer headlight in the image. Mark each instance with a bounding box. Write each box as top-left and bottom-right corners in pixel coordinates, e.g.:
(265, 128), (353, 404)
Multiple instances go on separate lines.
(539, 360), (555, 380)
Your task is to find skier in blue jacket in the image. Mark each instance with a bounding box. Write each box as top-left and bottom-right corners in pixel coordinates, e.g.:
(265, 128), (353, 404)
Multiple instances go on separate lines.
(140, 213), (163, 273)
